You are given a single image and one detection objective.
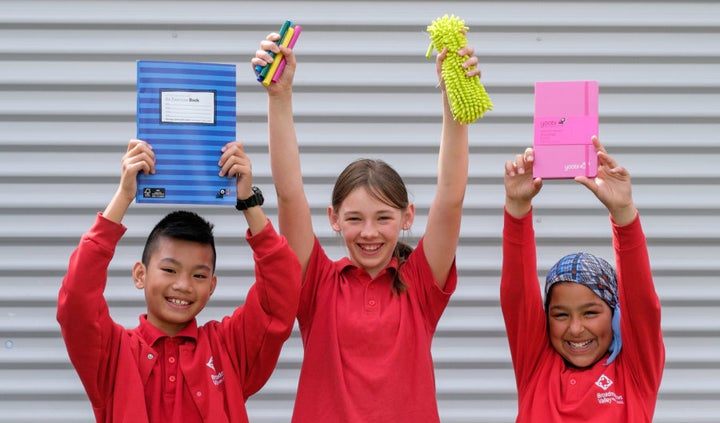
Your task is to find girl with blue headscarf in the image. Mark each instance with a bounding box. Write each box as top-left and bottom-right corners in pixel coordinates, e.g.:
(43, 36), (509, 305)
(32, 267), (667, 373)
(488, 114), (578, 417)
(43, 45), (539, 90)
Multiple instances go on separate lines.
(501, 136), (664, 422)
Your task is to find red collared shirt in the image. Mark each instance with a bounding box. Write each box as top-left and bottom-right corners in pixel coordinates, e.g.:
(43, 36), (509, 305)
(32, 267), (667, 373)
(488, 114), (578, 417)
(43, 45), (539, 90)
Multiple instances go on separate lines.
(291, 237), (457, 423)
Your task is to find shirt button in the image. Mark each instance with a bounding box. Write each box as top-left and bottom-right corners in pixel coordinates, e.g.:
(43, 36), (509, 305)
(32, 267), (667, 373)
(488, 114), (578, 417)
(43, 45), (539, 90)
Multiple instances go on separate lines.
(196, 391), (203, 397)
(169, 375), (176, 382)
(570, 379), (576, 385)
(147, 354), (154, 360)
(368, 300), (376, 306)
(169, 357), (176, 364)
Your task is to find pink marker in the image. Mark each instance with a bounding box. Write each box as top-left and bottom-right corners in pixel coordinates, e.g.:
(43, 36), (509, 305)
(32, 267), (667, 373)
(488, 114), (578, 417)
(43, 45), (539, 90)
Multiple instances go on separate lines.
(272, 25), (302, 83)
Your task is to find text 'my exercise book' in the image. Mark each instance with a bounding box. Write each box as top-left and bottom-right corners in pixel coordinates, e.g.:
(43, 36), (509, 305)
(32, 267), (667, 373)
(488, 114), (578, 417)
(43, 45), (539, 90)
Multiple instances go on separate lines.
(136, 61), (237, 205)
(533, 81), (599, 179)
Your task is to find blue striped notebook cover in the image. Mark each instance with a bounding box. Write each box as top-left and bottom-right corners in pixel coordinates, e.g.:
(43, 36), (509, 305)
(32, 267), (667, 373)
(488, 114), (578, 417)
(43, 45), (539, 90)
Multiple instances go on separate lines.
(136, 60), (237, 205)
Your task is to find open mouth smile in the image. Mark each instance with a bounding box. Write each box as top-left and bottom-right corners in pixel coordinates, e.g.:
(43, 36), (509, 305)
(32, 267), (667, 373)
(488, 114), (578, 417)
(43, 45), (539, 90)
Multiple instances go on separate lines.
(167, 297), (191, 307)
(566, 339), (594, 352)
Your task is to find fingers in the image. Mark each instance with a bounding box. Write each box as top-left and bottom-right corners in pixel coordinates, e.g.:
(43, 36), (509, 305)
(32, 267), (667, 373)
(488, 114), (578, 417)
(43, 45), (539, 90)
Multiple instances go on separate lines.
(218, 141), (251, 178)
(457, 45), (481, 78)
(505, 148), (534, 176)
(124, 139), (155, 176)
(591, 135), (606, 154)
(251, 33), (282, 74)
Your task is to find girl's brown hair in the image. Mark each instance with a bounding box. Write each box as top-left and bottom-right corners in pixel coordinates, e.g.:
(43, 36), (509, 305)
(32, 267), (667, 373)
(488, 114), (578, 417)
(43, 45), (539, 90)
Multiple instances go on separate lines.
(332, 158), (412, 294)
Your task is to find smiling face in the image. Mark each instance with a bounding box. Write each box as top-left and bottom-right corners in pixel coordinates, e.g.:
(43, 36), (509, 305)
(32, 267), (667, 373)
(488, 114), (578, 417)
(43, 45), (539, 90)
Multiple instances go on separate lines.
(133, 236), (217, 336)
(547, 282), (613, 368)
(329, 187), (413, 278)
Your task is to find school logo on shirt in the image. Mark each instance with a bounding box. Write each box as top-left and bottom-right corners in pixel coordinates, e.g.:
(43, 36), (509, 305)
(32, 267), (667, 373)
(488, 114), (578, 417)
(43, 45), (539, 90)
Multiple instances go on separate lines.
(595, 374), (624, 405)
(206, 356), (224, 386)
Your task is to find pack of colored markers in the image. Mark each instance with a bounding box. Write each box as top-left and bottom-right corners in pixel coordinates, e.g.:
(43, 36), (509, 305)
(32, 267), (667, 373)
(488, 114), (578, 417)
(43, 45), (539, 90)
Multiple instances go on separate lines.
(255, 20), (302, 86)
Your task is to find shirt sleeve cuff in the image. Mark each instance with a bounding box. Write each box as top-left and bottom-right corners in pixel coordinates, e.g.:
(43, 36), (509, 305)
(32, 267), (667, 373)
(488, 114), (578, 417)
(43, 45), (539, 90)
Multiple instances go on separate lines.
(612, 212), (645, 250)
(245, 219), (281, 257)
(93, 212), (128, 244)
(504, 207), (534, 244)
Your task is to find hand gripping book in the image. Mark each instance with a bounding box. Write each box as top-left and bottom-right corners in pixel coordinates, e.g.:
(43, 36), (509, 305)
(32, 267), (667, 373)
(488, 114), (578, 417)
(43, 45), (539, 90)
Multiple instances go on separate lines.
(136, 60), (237, 205)
(533, 80), (599, 179)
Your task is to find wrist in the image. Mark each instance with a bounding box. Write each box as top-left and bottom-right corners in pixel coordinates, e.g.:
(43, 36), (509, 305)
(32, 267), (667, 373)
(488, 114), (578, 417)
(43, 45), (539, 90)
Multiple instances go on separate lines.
(609, 204), (638, 226)
(235, 186), (264, 211)
(505, 198), (532, 219)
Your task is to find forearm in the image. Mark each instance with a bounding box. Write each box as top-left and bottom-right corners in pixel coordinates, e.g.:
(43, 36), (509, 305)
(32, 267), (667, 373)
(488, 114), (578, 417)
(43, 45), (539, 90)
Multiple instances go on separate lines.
(266, 90), (314, 268)
(501, 209), (548, 386)
(102, 187), (134, 224)
(242, 206), (269, 236)
(438, 95), (469, 206)
(613, 214), (665, 391)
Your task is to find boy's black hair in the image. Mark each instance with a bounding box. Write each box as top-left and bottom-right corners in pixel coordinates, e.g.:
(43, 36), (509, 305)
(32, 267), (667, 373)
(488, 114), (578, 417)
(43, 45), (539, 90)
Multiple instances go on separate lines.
(141, 210), (217, 271)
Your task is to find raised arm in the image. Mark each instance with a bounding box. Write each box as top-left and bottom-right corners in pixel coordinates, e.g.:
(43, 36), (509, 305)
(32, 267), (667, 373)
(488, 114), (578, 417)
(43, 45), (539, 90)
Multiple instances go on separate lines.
(501, 147), (548, 388)
(252, 34), (315, 276)
(58, 138), (155, 406)
(218, 140), (302, 396)
(422, 46), (477, 289)
(576, 136), (664, 393)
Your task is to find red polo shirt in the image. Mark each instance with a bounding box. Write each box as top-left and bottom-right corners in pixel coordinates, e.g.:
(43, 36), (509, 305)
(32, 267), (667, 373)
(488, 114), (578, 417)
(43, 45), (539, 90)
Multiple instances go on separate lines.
(291, 237), (457, 422)
(58, 213), (301, 423)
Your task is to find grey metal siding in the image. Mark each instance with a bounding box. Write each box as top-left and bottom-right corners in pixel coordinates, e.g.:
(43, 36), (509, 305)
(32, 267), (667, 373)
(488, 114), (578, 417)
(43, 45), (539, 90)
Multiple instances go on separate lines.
(1, 1), (718, 422)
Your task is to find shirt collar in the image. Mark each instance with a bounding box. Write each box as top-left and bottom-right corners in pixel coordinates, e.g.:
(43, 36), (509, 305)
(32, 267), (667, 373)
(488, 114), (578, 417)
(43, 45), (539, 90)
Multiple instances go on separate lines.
(334, 256), (399, 277)
(138, 314), (198, 346)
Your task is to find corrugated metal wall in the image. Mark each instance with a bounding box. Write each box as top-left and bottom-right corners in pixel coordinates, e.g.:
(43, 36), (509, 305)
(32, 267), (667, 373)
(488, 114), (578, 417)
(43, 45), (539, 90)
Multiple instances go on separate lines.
(1, 1), (719, 422)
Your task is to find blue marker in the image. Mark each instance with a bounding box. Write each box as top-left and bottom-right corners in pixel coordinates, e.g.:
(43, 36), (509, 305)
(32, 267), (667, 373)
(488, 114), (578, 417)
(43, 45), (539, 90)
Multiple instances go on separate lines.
(256, 20), (292, 80)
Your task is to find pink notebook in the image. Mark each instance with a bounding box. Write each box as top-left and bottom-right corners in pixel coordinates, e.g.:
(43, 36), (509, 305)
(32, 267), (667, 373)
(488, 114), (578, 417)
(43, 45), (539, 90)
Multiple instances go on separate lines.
(533, 81), (599, 179)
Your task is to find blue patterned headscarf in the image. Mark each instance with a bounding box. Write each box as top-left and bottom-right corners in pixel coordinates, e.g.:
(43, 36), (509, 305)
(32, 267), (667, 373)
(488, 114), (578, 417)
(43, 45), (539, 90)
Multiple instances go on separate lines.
(544, 252), (622, 365)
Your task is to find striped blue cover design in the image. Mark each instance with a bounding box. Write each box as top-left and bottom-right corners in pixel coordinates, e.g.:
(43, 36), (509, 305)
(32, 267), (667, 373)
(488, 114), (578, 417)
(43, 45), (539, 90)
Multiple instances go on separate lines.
(135, 60), (237, 205)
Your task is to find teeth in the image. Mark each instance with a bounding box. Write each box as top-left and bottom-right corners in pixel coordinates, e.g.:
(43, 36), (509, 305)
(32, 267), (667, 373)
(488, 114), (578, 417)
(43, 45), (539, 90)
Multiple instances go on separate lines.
(360, 244), (381, 252)
(169, 298), (189, 306)
(569, 340), (592, 348)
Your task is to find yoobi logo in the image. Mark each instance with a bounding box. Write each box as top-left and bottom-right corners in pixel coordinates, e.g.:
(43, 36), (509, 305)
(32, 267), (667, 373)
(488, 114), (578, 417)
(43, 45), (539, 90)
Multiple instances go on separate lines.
(564, 161), (587, 172)
(540, 117), (567, 128)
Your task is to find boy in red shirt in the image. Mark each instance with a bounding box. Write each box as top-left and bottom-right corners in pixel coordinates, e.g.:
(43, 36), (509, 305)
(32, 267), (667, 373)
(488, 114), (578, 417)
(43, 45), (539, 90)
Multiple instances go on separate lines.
(501, 136), (664, 422)
(57, 139), (301, 423)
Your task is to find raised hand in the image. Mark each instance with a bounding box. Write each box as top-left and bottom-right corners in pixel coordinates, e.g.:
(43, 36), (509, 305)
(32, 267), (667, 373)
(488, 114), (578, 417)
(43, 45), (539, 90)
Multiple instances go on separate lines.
(575, 136), (637, 225)
(218, 141), (253, 200)
(504, 147), (543, 218)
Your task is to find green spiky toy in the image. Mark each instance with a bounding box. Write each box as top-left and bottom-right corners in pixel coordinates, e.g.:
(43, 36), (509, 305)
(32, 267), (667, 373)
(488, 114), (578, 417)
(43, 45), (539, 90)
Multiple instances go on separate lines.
(426, 14), (493, 124)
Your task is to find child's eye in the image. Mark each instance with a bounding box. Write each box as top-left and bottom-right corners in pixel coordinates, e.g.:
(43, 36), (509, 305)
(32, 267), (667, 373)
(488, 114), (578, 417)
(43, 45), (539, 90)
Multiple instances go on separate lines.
(194, 274), (208, 279)
(162, 268), (175, 274)
(551, 313), (568, 320)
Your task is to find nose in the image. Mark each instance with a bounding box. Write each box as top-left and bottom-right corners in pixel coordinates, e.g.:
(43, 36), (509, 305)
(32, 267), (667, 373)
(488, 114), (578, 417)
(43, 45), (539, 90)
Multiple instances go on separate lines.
(360, 221), (378, 238)
(568, 316), (585, 336)
(172, 274), (194, 293)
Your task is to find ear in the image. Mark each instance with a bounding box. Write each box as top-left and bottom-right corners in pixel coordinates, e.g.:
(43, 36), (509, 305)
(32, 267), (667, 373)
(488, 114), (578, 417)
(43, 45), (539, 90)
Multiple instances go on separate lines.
(402, 203), (416, 230)
(209, 275), (217, 296)
(327, 205), (341, 232)
(132, 261), (146, 289)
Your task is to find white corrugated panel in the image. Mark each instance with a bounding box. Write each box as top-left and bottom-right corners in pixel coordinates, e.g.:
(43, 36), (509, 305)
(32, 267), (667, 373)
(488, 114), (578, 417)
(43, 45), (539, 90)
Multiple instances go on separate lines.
(1, 1), (718, 422)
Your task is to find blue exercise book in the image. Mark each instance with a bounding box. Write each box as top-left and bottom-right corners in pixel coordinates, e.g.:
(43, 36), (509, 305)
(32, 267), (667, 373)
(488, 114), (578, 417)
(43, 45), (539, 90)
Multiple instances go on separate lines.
(136, 60), (237, 205)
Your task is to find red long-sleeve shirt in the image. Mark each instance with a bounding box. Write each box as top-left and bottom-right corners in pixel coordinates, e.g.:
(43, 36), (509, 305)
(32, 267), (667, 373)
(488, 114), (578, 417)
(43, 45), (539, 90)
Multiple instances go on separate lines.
(501, 209), (664, 422)
(58, 213), (300, 423)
